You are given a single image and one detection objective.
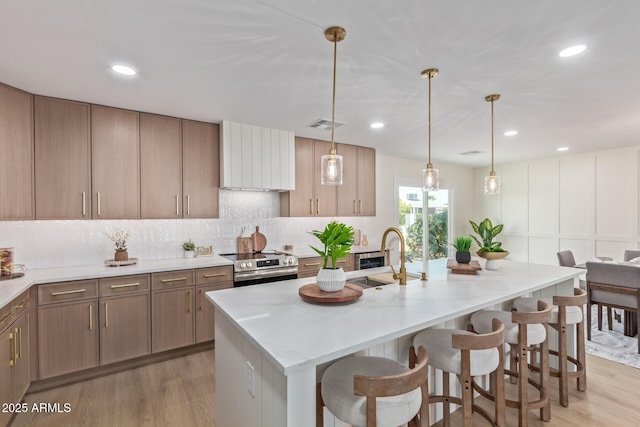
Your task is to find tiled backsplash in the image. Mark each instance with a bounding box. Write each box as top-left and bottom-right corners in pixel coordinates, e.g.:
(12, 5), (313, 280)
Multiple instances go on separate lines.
(1, 190), (375, 269)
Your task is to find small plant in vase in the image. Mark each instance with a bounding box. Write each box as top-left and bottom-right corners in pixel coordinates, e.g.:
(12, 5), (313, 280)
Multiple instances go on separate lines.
(452, 236), (472, 264)
(182, 239), (196, 258)
(106, 229), (129, 262)
(309, 221), (354, 292)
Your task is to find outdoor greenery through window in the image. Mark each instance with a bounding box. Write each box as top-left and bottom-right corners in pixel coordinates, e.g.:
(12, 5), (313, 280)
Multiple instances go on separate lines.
(399, 186), (449, 262)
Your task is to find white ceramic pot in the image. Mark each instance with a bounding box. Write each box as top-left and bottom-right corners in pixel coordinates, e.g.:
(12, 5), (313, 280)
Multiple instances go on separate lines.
(184, 250), (195, 258)
(316, 267), (347, 292)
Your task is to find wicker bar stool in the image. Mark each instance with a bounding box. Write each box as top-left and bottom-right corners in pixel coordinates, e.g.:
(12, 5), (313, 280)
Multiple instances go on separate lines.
(470, 301), (552, 427)
(514, 288), (587, 407)
(317, 346), (429, 427)
(410, 319), (506, 427)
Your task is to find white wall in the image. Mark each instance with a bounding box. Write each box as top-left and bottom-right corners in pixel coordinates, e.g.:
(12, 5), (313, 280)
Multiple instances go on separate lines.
(0, 153), (475, 270)
(474, 145), (640, 265)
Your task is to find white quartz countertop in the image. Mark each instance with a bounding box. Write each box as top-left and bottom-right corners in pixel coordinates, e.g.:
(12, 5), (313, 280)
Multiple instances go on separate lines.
(207, 258), (583, 375)
(0, 255), (233, 309)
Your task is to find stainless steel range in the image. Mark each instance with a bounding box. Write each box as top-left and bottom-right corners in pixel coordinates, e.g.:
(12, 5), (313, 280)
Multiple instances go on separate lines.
(220, 252), (298, 287)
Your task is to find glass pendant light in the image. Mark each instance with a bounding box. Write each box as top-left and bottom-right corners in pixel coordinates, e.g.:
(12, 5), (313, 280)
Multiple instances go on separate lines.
(484, 94), (501, 195)
(421, 68), (439, 192)
(321, 26), (346, 185)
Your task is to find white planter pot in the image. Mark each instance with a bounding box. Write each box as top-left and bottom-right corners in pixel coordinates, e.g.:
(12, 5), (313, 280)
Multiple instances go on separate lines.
(316, 267), (347, 292)
(184, 250), (195, 258)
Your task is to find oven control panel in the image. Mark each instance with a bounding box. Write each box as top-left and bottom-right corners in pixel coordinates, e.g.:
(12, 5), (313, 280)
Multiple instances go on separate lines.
(235, 255), (297, 272)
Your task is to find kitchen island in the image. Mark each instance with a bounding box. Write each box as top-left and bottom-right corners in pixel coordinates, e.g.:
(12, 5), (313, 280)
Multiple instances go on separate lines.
(207, 258), (583, 426)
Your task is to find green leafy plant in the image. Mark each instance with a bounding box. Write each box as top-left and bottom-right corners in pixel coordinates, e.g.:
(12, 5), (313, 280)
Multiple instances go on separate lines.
(469, 218), (505, 252)
(182, 239), (196, 252)
(309, 221), (355, 269)
(452, 236), (472, 252)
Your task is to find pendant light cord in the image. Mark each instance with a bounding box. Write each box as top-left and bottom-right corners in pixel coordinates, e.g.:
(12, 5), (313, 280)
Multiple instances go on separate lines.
(330, 29), (337, 154)
(428, 74), (432, 165)
(491, 98), (494, 173)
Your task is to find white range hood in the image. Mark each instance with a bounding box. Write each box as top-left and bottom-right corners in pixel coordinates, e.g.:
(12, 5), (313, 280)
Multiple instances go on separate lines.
(220, 120), (295, 191)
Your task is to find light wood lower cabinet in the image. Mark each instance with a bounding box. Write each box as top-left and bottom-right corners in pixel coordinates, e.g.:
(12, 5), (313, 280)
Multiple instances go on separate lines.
(38, 299), (99, 379)
(100, 293), (150, 365)
(195, 283), (231, 343)
(151, 270), (196, 353)
(0, 325), (13, 427)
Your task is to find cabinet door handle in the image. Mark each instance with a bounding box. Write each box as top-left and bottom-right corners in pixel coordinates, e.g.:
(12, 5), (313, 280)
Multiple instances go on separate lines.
(188, 290), (192, 313)
(161, 277), (187, 283)
(359, 200), (363, 214)
(304, 262), (320, 267)
(353, 200), (357, 214)
(110, 282), (141, 289)
(105, 302), (109, 328)
(9, 331), (15, 367)
(89, 304), (93, 331)
(82, 192), (86, 217)
(199, 289), (204, 311)
(176, 195), (180, 216)
(309, 198), (313, 215)
(204, 273), (226, 278)
(97, 192), (101, 217)
(0, 312), (13, 325)
(186, 195), (191, 216)
(316, 198), (319, 215)
(51, 288), (86, 296)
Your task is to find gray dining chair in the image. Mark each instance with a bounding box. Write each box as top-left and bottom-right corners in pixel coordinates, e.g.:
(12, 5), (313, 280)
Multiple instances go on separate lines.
(586, 261), (640, 353)
(557, 250), (577, 268)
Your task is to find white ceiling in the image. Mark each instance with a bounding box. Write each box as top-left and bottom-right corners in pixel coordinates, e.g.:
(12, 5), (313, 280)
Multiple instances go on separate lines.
(2, 0), (639, 167)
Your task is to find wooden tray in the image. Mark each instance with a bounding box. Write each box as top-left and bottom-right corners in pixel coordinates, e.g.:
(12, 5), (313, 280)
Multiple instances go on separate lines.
(446, 259), (482, 275)
(299, 283), (363, 304)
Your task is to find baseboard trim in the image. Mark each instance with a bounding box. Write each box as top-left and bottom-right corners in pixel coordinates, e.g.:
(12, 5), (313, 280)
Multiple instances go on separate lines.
(27, 341), (215, 394)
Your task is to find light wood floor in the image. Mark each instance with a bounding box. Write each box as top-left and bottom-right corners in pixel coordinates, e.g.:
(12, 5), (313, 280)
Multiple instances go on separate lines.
(10, 351), (640, 426)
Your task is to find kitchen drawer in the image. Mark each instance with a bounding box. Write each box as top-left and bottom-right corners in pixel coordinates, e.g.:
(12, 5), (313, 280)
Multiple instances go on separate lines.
(151, 270), (195, 291)
(99, 274), (150, 297)
(38, 280), (99, 305)
(330, 254), (355, 272)
(195, 266), (233, 285)
(10, 290), (30, 319)
(297, 256), (323, 275)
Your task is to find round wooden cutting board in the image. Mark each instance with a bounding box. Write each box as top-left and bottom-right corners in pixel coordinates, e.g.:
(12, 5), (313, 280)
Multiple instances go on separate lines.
(252, 226), (267, 252)
(298, 283), (363, 303)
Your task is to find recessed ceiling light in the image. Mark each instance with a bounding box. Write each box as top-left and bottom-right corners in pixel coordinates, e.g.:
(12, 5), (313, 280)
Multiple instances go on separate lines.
(111, 64), (137, 76)
(557, 147), (569, 152)
(370, 122), (384, 129)
(504, 130), (518, 136)
(559, 44), (587, 58)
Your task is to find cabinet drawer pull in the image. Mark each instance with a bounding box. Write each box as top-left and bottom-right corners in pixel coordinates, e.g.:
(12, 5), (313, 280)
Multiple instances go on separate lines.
(15, 299), (29, 309)
(9, 331), (15, 367)
(110, 282), (141, 289)
(89, 304), (93, 330)
(105, 302), (109, 328)
(51, 288), (86, 296)
(82, 191), (86, 217)
(203, 273), (226, 278)
(0, 312), (13, 324)
(336, 260), (346, 264)
(199, 289), (204, 311)
(188, 290), (192, 313)
(161, 277), (187, 283)
(304, 262), (320, 267)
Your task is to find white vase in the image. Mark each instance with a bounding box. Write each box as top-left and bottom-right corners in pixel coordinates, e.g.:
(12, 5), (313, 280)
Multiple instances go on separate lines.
(184, 250), (195, 258)
(316, 267), (347, 292)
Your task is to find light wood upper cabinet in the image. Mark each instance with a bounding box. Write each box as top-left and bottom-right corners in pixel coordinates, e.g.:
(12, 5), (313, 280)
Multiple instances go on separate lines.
(34, 96), (91, 219)
(182, 120), (219, 218)
(0, 84), (34, 220)
(336, 144), (376, 216)
(140, 113), (183, 219)
(280, 137), (337, 217)
(91, 105), (140, 219)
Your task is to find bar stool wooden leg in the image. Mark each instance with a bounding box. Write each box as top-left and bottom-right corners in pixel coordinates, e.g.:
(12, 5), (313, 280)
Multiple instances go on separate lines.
(539, 337), (551, 421)
(443, 371), (450, 426)
(316, 382), (323, 427)
(576, 314), (587, 392)
(558, 311), (569, 407)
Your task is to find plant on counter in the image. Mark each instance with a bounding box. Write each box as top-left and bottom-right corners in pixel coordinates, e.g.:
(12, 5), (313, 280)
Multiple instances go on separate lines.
(182, 239), (196, 252)
(309, 221), (355, 269)
(469, 218), (505, 252)
(452, 236), (473, 264)
(106, 228), (129, 250)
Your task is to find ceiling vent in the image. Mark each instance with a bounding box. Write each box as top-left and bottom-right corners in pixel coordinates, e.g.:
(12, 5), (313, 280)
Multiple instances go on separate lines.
(306, 118), (346, 130)
(459, 150), (486, 156)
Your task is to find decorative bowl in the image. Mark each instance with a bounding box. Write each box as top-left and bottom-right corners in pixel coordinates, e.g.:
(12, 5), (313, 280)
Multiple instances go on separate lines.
(476, 251), (509, 270)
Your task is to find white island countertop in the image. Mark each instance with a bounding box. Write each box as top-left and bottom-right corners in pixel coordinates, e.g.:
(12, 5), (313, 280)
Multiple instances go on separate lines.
(0, 255), (233, 309)
(208, 258), (583, 376)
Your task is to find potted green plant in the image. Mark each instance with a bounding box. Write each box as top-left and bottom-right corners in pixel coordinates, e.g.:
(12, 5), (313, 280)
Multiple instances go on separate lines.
(469, 218), (509, 269)
(452, 236), (472, 264)
(182, 239), (196, 258)
(309, 221), (355, 292)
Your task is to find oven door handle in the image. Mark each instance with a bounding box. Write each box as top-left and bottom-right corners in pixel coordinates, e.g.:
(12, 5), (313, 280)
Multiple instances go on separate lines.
(234, 267), (299, 282)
